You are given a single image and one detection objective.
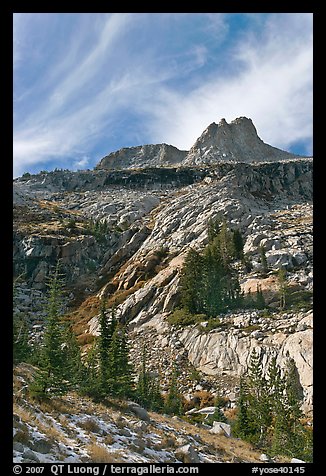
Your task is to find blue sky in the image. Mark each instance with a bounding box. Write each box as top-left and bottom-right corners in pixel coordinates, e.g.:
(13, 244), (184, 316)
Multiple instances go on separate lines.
(13, 13), (313, 177)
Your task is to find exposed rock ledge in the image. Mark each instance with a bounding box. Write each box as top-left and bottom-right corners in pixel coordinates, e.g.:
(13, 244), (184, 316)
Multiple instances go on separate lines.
(177, 315), (312, 413)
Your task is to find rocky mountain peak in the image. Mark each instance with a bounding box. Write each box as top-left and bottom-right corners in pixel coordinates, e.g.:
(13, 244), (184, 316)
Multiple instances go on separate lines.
(95, 117), (305, 171)
(184, 116), (298, 166)
(96, 143), (188, 170)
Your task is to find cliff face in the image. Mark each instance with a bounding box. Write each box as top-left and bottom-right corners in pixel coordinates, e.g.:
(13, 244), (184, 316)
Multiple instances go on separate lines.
(96, 143), (188, 170)
(13, 118), (313, 414)
(94, 117), (306, 171)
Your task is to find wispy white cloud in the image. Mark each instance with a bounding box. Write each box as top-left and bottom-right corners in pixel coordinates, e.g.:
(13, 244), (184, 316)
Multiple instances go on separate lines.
(13, 13), (312, 177)
(143, 13), (313, 155)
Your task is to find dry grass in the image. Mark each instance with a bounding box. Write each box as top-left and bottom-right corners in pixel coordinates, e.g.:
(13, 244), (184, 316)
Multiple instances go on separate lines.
(79, 418), (101, 434)
(37, 397), (74, 415)
(77, 333), (95, 345)
(148, 411), (268, 463)
(70, 296), (101, 334)
(103, 434), (115, 446)
(106, 281), (145, 307)
(86, 443), (126, 463)
(14, 427), (30, 445)
(13, 403), (34, 424)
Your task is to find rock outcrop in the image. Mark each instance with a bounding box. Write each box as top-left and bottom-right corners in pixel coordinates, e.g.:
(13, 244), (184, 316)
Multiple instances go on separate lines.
(13, 117), (313, 415)
(184, 117), (301, 165)
(96, 143), (188, 170)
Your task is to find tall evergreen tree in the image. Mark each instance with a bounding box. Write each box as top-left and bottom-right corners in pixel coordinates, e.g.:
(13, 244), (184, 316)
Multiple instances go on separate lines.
(207, 217), (221, 243)
(232, 228), (244, 259)
(164, 365), (184, 415)
(180, 249), (204, 314)
(216, 219), (235, 265)
(98, 300), (112, 393)
(259, 245), (269, 276)
(278, 268), (288, 310)
(13, 316), (31, 364)
(255, 284), (266, 309)
(246, 349), (271, 445)
(29, 263), (69, 399)
(61, 322), (83, 388)
(108, 323), (134, 397)
(136, 345), (163, 411)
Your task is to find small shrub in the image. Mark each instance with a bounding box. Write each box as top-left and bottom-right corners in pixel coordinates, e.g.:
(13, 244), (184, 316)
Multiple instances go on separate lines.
(86, 443), (112, 462)
(189, 368), (201, 382)
(156, 246), (169, 260)
(243, 324), (260, 333)
(168, 309), (206, 327)
(79, 418), (101, 434)
(103, 434), (115, 445)
(204, 318), (223, 331)
(77, 334), (95, 346)
(193, 390), (215, 408)
(14, 427), (30, 445)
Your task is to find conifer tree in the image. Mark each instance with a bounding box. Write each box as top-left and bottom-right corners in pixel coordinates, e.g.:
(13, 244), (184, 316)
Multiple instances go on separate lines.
(61, 322), (83, 388)
(29, 263), (69, 399)
(136, 345), (163, 411)
(247, 349), (271, 445)
(278, 268), (288, 310)
(137, 345), (151, 405)
(164, 365), (184, 415)
(232, 228), (244, 259)
(98, 300), (111, 393)
(207, 217), (221, 243)
(259, 245), (269, 276)
(108, 323), (134, 397)
(255, 284), (266, 309)
(180, 248), (204, 314)
(13, 316), (31, 364)
(13, 275), (32, 364)
(233, 377), (253, 439)
(216, 219), (235, 265)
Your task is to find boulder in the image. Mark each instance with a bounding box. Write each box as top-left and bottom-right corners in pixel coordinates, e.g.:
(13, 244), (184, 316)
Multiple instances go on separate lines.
(210, 422), (232, 437)
(13, 442), (25, 453)
(127, 402), (150, 422)
(259, 453), (270, 462)
(175, 444), (200, 463)
(22, 449), (40, 462)
(31, 438), (52, 454)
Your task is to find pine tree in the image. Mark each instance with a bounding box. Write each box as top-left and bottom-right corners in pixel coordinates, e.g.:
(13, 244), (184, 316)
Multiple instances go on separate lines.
(108, 323), (134, 397)
(13, 275), (32, 364)
(202, 243), (225, 316)
(164, 366), (184, 415)
(98, 300), (111, 393)
(30, 264), (70, 399)
(232, 228), (244, 259)
(79, 341), (101, 399)
(233, 377), (253, 438)
(180, 249), (204, 314)
(255, 284), (266, 309)
(136, 345), (163, 410)
(278, 268), (288, 310)
(13, 316), (31, 364)
(207, 217), (221, 243)
(246, 349), (271, 446)
(61, 322), (83, 388)
(259, 245), (269, 276)
(216, 219), (235, 265)
(136, 345), (151, 406)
